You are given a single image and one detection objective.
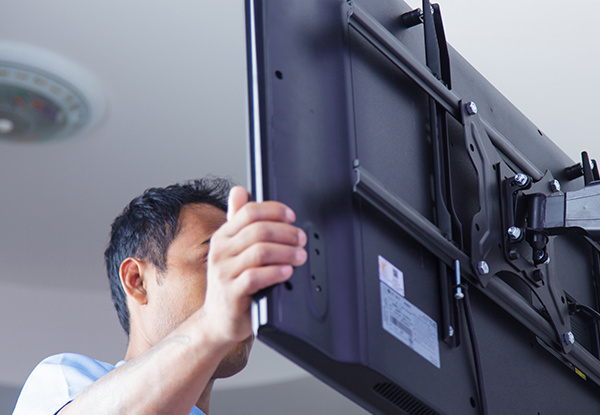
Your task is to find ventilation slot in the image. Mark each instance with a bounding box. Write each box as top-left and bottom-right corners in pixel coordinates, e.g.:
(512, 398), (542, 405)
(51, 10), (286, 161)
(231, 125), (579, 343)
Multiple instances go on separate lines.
(372, 382), (439, 415)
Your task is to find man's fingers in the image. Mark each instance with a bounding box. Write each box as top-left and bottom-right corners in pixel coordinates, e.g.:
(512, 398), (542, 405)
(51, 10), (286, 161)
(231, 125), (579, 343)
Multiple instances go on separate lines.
(223, 200), (296, 237)
(211, 241), (306, 283)
(235, 265), (295, 297)
(236, 242), (307, 272)
(227, 186), (249, 222)
(218, 221), (307, 258)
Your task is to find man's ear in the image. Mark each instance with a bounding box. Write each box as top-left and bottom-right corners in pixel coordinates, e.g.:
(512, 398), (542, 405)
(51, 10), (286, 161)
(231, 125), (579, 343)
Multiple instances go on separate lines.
(120, 258), (149, 305)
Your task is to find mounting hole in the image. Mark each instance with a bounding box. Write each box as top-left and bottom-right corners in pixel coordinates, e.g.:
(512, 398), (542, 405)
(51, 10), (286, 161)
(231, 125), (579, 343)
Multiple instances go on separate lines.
(470, 143), (475, 152)
(284, 281), (293, 291)
(311, 274), (316, 281)
(561, 296), (566, 304)
(275, 70), (283, 79)
(475, 223), (480, 232)
(315, 248), (320, 256)
(470, 397), (477, 408)
(313, 232), (320, 240)
(315, 285), (322, 292)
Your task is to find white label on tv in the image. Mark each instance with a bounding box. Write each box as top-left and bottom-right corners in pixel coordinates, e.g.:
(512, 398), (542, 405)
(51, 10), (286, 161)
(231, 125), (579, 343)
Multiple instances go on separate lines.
(380, 283), (441, 369)
(378, 255), (405, 297)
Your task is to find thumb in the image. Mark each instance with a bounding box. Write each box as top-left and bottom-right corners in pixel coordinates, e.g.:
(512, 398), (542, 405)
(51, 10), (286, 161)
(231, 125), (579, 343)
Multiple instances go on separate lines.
(227, 186), (249, 221)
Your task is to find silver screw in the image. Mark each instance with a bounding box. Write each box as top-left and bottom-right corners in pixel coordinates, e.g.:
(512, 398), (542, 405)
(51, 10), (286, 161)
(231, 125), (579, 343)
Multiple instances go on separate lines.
(550, 179), (561, 193)
(454, 259), (464, 299)
(466, 101), (478, 115)
(563, 331), (575, 345)
(507, 226), (522, 240)
(514, 173), (529, 187)
(477, 261), (489, 275)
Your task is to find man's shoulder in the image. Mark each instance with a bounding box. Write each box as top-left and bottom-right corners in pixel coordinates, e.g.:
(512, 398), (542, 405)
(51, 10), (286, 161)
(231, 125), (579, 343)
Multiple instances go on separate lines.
(12, 353), (119, 415)
(38, 353), (117, 375)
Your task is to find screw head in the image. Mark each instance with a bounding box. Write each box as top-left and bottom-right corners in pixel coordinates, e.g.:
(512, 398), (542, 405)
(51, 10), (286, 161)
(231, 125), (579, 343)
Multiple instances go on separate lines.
(550, 179), (561, 193)
(532, 269), (544, 283)
(563, 331), (575, 345)
(514, 173), (529, 187)
(466, 101), (478, 115)
(477, 261), (489, 275)
(507, 226), (522, 240)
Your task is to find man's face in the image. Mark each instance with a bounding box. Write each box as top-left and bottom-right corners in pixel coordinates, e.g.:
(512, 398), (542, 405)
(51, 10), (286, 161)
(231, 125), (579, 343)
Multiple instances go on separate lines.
(145, 202), (253, 378)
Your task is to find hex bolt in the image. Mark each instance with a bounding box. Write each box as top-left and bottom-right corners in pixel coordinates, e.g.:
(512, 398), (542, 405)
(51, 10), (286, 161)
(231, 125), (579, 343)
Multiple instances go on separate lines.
(550, 179), (561, 193)
(507, 226), (522, 240)
(532, 269), (544, 283)
(477, 261), (489, 275)
(514, 173), (529, 187)
(466, 101), (478, 115)
(533, 250), (545, 262)
(563, 331), (575, 346)
(400, 8), (423, 28)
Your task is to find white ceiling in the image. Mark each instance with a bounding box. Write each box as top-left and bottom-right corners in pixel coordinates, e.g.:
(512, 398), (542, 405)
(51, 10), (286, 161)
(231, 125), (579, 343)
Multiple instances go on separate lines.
(1, 0), (600, 413)
(0, 0), (309, 395)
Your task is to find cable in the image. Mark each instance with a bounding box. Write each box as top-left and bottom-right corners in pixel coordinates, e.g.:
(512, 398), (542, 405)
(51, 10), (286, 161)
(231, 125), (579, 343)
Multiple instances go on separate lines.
(460, 285), (488, 415)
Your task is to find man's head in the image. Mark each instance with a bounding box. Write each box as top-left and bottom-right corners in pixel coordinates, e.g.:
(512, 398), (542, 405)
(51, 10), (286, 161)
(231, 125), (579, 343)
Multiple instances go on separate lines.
(104, 177), (232, 336)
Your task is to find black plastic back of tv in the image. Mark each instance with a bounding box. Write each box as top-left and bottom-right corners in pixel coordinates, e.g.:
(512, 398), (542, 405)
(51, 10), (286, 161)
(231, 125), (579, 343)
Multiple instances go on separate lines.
(246, 0), (600, 413)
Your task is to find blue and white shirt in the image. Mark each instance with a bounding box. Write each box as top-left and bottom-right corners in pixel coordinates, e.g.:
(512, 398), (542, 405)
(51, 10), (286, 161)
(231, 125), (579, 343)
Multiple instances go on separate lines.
(13, 353), (205, 415)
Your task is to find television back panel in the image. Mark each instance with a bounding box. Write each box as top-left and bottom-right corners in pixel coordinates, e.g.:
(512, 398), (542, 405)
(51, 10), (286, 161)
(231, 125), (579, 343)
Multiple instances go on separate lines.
(247, 0), (600, 413)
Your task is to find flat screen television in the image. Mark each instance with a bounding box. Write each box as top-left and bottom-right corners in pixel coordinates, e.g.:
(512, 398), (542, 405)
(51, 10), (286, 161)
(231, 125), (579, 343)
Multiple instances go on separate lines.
(245, 0), (600, 413)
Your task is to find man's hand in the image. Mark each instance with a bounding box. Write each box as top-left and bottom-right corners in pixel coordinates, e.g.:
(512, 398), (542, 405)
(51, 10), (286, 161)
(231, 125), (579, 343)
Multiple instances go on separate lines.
(54, 186), (307, 415)
(202, 186), (307, 344)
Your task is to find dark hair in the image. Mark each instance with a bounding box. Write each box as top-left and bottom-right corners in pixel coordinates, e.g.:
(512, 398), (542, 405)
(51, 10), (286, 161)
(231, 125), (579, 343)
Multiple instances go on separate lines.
(104, 177), (232, 335)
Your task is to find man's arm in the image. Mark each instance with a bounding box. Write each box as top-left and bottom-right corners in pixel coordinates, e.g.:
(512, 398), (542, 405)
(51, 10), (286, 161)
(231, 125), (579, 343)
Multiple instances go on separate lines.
(58, 187), (307, 415)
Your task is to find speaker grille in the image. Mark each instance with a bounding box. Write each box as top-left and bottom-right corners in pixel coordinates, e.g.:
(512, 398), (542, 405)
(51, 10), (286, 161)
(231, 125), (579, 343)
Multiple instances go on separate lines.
(373, 382), (440, 415)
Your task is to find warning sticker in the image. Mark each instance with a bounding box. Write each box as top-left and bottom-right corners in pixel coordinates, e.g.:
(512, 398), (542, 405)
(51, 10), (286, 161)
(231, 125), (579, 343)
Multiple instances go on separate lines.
(378, 255), (404, 296)
(380, 283), (440, 368)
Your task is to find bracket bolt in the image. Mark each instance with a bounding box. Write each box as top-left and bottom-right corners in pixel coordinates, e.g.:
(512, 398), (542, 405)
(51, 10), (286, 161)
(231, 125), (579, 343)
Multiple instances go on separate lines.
(507, 226), (522, 240)
(466, 101), (478, 115)
(563, 331), (575, 345)
(477, 261), (489, 275)
(514, 173), (529, 187)
(532, 269), (544, 283)
(550, 179), (561, 193)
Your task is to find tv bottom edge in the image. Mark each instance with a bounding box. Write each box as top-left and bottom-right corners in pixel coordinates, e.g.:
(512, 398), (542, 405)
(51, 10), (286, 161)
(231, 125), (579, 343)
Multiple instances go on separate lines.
(257, 325), (444, 415)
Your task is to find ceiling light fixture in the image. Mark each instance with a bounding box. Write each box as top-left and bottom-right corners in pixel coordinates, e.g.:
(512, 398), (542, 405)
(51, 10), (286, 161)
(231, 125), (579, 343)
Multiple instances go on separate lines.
(0, 41), (105, 142)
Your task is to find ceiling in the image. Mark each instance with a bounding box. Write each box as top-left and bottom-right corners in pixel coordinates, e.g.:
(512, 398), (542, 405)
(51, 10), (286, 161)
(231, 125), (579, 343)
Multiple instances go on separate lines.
(1, 0), (600, 413)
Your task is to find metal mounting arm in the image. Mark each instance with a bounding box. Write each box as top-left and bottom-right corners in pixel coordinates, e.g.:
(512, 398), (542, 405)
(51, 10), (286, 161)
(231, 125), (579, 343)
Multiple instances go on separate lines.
(545, 182), (600, 241)
(346, 0), (600, 385)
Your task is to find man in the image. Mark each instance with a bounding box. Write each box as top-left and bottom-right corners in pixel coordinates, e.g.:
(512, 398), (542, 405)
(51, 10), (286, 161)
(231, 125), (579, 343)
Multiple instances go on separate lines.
(13, 177), (307, 415)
